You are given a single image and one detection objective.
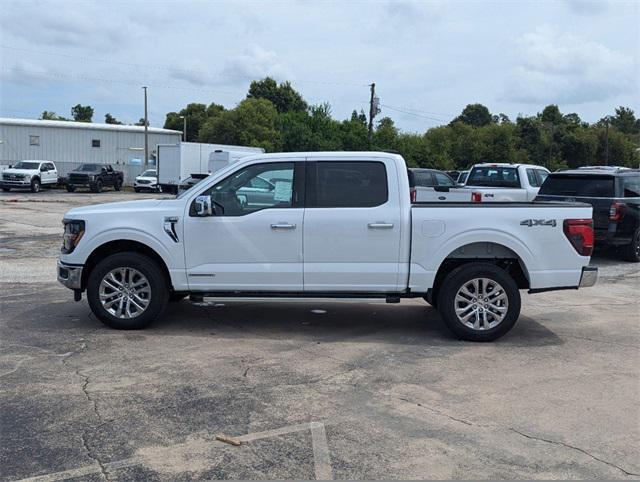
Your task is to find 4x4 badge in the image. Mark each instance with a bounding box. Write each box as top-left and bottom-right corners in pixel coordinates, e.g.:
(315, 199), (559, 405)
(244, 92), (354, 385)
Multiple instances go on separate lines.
(520, 219), (557, 227)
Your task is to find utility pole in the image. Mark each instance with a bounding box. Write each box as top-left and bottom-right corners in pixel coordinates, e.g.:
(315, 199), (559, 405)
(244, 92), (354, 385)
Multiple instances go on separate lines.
(142, 86), (149, 168)
(180, 115), (187, 142)
(605, 118), (609, 166)
(368, 83), (379, 147)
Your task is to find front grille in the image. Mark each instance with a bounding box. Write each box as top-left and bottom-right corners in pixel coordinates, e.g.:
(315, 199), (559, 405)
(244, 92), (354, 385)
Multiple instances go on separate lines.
(137, 179), (151, 184)
(69, 174), (89, 182)
(3, 173), (24, 180)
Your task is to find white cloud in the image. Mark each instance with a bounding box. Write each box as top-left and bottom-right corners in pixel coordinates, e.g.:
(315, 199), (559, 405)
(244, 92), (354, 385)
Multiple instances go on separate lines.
(221, 45), (294, 84)
(504, 26), (636, 104)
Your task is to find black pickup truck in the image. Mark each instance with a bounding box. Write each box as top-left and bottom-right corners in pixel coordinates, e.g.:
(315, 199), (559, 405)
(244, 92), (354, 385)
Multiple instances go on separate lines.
(66, 164), (124, 193)
(536, 168), (640, 262)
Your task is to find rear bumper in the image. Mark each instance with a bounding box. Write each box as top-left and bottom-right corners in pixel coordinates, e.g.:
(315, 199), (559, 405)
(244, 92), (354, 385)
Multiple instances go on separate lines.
(579, 266), (598, 288)
(57, 260), (83, 290)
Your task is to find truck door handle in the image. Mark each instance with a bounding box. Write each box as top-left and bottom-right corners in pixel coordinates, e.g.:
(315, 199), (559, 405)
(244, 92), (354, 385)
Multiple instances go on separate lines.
(368, 222), (394, 229)
(271, 223), (296, 230)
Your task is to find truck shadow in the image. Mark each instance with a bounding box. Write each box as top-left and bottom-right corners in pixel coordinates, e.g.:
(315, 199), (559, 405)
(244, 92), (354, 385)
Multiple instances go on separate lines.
(152, 299), (563, 347)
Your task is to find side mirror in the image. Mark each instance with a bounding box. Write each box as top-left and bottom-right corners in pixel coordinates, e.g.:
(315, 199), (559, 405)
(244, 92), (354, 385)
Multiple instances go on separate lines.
(434, 186), (450, 193)
(194, 195), (213, 216)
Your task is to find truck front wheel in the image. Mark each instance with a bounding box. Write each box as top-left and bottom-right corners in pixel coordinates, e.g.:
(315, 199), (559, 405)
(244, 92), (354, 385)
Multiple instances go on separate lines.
(87, 252), (168, 329)
(114, 179), (122, 191)
(436, 262), (520, 342)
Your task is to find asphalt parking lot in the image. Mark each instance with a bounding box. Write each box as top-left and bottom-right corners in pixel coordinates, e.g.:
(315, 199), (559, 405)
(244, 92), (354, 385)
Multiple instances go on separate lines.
(1, 189), (639, 480)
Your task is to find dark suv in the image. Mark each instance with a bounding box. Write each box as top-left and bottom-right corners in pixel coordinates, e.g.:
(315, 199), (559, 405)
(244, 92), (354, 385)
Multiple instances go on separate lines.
(66, 164), (124, 193)
(535, 168), (640, 262)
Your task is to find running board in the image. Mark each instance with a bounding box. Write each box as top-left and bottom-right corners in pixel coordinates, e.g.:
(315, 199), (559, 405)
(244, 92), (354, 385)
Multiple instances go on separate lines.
(188, 292), (412, 303)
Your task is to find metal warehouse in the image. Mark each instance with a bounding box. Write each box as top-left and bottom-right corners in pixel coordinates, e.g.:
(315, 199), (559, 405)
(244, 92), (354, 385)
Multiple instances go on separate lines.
(0, 117), (181, 183)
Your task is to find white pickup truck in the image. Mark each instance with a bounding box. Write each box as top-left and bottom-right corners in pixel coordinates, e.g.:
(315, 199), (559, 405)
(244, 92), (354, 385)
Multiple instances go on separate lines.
(465, 163), (550, 202)
(1, 160), (58, 192)
(57, 152), (597, 341)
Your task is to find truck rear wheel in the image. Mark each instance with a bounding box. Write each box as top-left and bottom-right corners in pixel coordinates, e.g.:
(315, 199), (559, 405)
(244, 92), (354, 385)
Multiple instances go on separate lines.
(66, 184), (76, 192)
(621, 229), (640, 263)
(87, 252), (168, 329)
(436, 262), (520, 342)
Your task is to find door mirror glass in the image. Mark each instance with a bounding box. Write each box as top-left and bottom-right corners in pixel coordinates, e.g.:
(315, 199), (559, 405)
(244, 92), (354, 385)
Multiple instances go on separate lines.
(194, 195), (213, 216)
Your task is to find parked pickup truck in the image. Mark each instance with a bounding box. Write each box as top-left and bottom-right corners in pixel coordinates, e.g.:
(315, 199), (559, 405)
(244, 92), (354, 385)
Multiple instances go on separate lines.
(408, 168), (473, 202)
(1, 160), (58, 192)
(66, 164), (123, 193)
(465, 163), (549, 202)
(57, 152), (597, 341)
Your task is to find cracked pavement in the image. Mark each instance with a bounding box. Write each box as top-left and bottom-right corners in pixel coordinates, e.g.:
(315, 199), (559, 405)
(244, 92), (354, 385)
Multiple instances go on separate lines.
(1, 190), (639, 480)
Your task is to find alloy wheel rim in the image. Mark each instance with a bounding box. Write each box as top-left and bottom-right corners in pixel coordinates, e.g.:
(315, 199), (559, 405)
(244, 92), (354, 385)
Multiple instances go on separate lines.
(454, 277), (508, 330)
(99, 267), (151, 319)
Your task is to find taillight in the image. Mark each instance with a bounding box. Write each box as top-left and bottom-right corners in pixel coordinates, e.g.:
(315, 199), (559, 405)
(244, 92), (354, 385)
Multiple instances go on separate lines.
(471, 192), (482, 203)
(609, 202), (625, 221)
(410, 187), (417, 203)
(563, 219), (594, 257)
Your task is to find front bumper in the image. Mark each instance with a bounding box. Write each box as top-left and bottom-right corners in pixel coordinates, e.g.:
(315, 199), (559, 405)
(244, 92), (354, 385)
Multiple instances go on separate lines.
(579, 266), (598, 288)
(1, 180), (31, 187)
(57, 260), (83, 290)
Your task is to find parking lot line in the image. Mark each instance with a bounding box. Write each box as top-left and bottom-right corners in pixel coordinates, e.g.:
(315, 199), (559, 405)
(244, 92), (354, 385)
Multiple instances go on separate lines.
(15, 421), (334, 481)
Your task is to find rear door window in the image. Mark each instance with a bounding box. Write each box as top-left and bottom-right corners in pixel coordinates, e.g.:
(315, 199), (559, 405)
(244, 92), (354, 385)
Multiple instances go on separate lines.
(526, 169), (539, 187)
(409, 170), (435, 187)
(311, 161), (388, 208)
(538, 175), (615, 197)
(623, 176), (640, 198)
(433, 172), (456, 187)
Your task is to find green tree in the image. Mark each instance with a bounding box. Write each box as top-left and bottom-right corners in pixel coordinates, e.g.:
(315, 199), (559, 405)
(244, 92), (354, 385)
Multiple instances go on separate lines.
(164, 103), (224, 142)
(451, 103), (493, 127)
(40, 111), (68, 121)
(199, 98), (282, 151)
(134, 118), (147, 126)
(247, 77), (307, 113)
(373, 117), (398, 151)
(71, 104), (93, 122)
(104, 113), (122, 125)
(609, 106), (640, 135)
(540, 104), (564, 125)
(560, 127), (597, 168)
(423, 126), (454, 169)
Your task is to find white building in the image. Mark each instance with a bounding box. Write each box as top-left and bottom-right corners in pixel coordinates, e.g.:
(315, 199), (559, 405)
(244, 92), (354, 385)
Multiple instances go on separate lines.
(0, 117), (182, 183)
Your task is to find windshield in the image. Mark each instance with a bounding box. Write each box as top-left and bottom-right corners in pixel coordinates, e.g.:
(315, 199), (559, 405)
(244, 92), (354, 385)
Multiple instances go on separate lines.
(467, 166), (520, 188)
(141, 170), (157, 177)
(77, 164), (101, 171)
(538, 175), (615, 198)
(13, 161), (40, 169)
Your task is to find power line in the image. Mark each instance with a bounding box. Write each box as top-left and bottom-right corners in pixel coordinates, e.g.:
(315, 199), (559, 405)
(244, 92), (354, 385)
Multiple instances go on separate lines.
(0, 44), (368, 88)
(380, 103), (453, 118)
(379, 104), (448, 123)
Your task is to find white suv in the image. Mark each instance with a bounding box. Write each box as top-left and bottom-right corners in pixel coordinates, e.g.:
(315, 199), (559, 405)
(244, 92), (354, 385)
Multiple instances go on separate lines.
(1, 160), (58, 193)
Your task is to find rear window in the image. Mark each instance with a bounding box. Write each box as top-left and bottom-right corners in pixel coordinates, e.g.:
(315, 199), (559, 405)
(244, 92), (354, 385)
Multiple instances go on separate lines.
(623, 176), (640, 198)
(467, 167), (520, 188)
(313, 161), (388, 208)
(408, 170), (435, 187)
(538, 175), (615, 198)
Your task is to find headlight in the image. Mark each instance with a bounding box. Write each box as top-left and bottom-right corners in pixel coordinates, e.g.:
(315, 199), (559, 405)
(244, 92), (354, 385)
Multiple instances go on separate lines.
(24, 175), (31, 180)
(62, 219), (85, 254)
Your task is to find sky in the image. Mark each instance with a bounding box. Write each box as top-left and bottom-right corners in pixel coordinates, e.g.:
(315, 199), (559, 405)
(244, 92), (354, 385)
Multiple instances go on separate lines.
(0, 0), (638, 133)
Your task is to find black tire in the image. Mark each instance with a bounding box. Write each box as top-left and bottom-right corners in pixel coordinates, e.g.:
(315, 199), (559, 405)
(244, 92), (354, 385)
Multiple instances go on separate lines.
(87, 252), (168, 329)
(30, 178), (41, 193)
(66, 184), (76, 193)
(90, 180), (103, 193)
(621, 229), (640, 263)
(134, 187), (141, 193)
(169, 292), (188, 302)
(2, 188), (10, 192)
(114, 179), (122, 191)
(436, 262), (521, 342)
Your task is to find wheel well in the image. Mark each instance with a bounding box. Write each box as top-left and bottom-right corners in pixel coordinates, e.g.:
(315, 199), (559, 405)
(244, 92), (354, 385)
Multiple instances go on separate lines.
(81, 240), (172, 291)
(429, 242), (529, 303)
